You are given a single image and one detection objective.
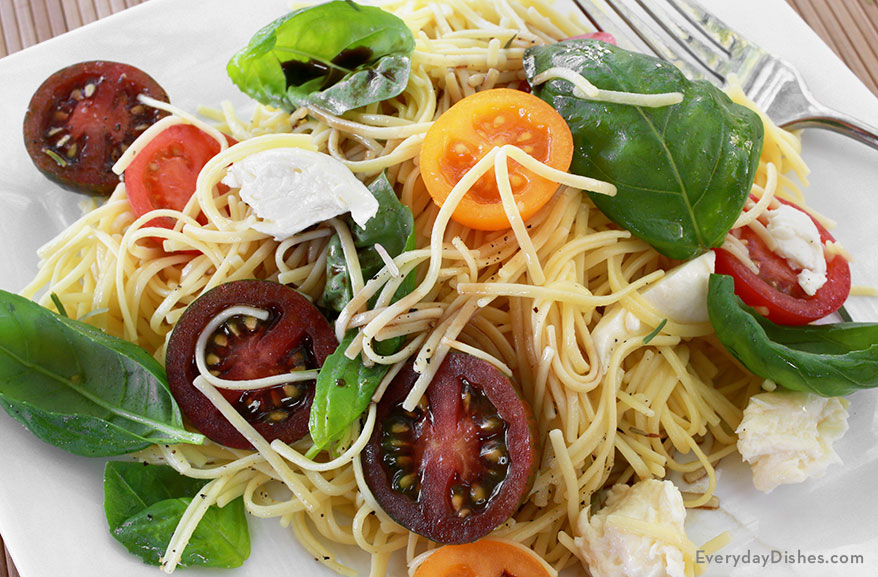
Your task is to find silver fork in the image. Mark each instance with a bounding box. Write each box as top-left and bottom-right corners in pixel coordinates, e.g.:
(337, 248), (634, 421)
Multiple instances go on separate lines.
(572, 0), (878, 151)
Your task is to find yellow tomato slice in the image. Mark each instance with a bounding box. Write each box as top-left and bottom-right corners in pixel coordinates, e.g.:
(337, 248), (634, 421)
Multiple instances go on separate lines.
(413, 540), (553, 577)
(419, 88), (573, 231)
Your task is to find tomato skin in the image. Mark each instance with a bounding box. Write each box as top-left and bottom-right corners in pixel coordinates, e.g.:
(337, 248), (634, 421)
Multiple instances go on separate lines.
(362, 353), (538, 544)
(125, 124), (233, 230)
(23, 61), (169, 195)
(714, 197), (850, 325)
(165, 280), (338, 449)
(566, 31), (617, 44)
(413, 540), (552, 577)
(419, 88), (573, 231)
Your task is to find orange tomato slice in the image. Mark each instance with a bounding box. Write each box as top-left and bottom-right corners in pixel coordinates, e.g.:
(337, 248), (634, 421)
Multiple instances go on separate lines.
(413, 540), (553, 577)
(419, 88), (573, 231)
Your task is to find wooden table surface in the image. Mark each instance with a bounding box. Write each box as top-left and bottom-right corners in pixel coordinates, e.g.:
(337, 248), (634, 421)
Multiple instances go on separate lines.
(1, 1), (878, 576)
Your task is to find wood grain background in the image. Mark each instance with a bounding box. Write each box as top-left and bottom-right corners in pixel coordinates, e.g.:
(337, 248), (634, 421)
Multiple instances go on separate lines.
(1, 0), (877, 576)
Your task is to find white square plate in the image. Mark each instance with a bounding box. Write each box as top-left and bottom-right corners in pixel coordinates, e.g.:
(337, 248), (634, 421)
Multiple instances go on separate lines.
(1, 1), (877, 576)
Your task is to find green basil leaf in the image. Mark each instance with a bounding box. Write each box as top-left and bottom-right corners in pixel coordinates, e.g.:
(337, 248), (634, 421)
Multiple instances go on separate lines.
(323, 172), (415, 313)
(0, 290), (204, 456)
(707, 274), (878, 396)
(308, 331), (390, 454)
(311, 174), (416, 452)
(227, 0), (414, 115)
(523, 40), (764, 260)
(104, 462), (250, 568)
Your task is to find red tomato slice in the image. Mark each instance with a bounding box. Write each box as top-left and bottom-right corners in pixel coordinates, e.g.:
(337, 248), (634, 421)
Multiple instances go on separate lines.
(23, 61), (169, 195)
(124, 123), (232, 229)
(362, 353), (538, 544)
(566, 31), (617, 44)
(165, 280), (338, 449)
(714, 197), (850, 325)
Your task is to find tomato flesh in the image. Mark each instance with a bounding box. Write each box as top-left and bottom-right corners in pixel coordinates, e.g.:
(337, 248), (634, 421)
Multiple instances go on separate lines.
(420, 88), (573, 231)
(166, 280), (338, 449)
(125, 124), (230, 229)
(714, 197), (850, 325)
(362, 353), (538, 544)
(23, 61), (169, 195)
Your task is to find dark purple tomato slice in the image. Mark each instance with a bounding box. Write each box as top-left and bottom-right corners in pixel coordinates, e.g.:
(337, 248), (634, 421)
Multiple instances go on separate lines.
(362, 352), (539, 544)
(23, 60), (169, 195)
(166, 280), (338, 449)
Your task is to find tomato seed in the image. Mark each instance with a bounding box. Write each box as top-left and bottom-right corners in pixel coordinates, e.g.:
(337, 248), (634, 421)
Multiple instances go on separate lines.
(84, 83), (96, 98)
(71, 88), (83, 100)
(56, 134), (71, 148)
(470, 484), (487, 504)
(243, 316), (259, 331)
(213, 334), (228, 347)
(267, 410), (287, 422)
(66, 143), (78, 158)
(390, 421), (410, 434)
(481, 441), (507, 463)
(205, 353), (221, 366)
(493, 115), (506, 127)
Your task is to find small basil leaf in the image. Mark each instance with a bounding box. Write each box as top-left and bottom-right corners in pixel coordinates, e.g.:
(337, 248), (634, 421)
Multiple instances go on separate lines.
(227, 1), (414, 115)
(0, 290), (204, 456)
(524, 40), (764, 260)
(323, 172), (415, 313)
(707, 274), (878, 397)
(308, 330), (392, 454)
(105, 462), (249, 568)
(311, 179), (416, 453)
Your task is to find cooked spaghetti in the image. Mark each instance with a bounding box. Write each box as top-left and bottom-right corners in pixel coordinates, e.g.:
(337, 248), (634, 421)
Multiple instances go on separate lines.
(19, 1), (819, 576)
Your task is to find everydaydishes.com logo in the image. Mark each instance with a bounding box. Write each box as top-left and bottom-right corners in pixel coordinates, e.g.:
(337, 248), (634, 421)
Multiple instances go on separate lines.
(697, 549), (866, 568)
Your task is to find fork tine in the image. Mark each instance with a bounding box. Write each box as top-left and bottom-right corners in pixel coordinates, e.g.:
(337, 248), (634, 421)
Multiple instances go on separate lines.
(578, 0), (715, 82)
(664, 0), (765, 81)
(630, 0), (729, 82)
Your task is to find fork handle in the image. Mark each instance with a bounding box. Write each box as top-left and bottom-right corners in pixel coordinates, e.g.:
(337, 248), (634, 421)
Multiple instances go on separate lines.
(782, 111), (878, 152)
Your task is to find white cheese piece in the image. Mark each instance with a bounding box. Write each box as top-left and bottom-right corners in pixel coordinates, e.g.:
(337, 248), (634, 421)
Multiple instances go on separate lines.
(575, 479), (694, 577)
(764, 204), (827, 296)
(592, 251), (715, 373)
(736, 391), (849, 493)
(222, 148), (379, 240)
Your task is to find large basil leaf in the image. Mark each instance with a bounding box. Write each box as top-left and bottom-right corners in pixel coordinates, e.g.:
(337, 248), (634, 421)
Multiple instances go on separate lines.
(104, 462), (250, 568)
(0, 290), (204, 456)
(524, 40), (764, 260)
(227, 1), (414, 115)
(323, 172), (415, 313)
(707, 274), (878, 397)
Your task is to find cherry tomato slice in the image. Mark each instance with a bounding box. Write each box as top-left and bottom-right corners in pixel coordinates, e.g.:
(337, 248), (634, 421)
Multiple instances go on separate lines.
(166, 280), (338, 449)
(413, 540), (552, 577)
(124, 124), (232, 229)
(362, 353), (538, 544)
(419, 88), (573, 231)
(714, 197), (851, 325)
(23, 61), (169, 195)
(566, 31), (617, 44)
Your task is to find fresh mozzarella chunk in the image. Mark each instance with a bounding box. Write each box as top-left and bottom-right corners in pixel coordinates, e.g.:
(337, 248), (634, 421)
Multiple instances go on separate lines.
(575, 479), (695, 577)
(222, 148), (378, 240)
(736, 391), (849, 493)
(765, 204), (827, 296)
(592, 251), (715, 373)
